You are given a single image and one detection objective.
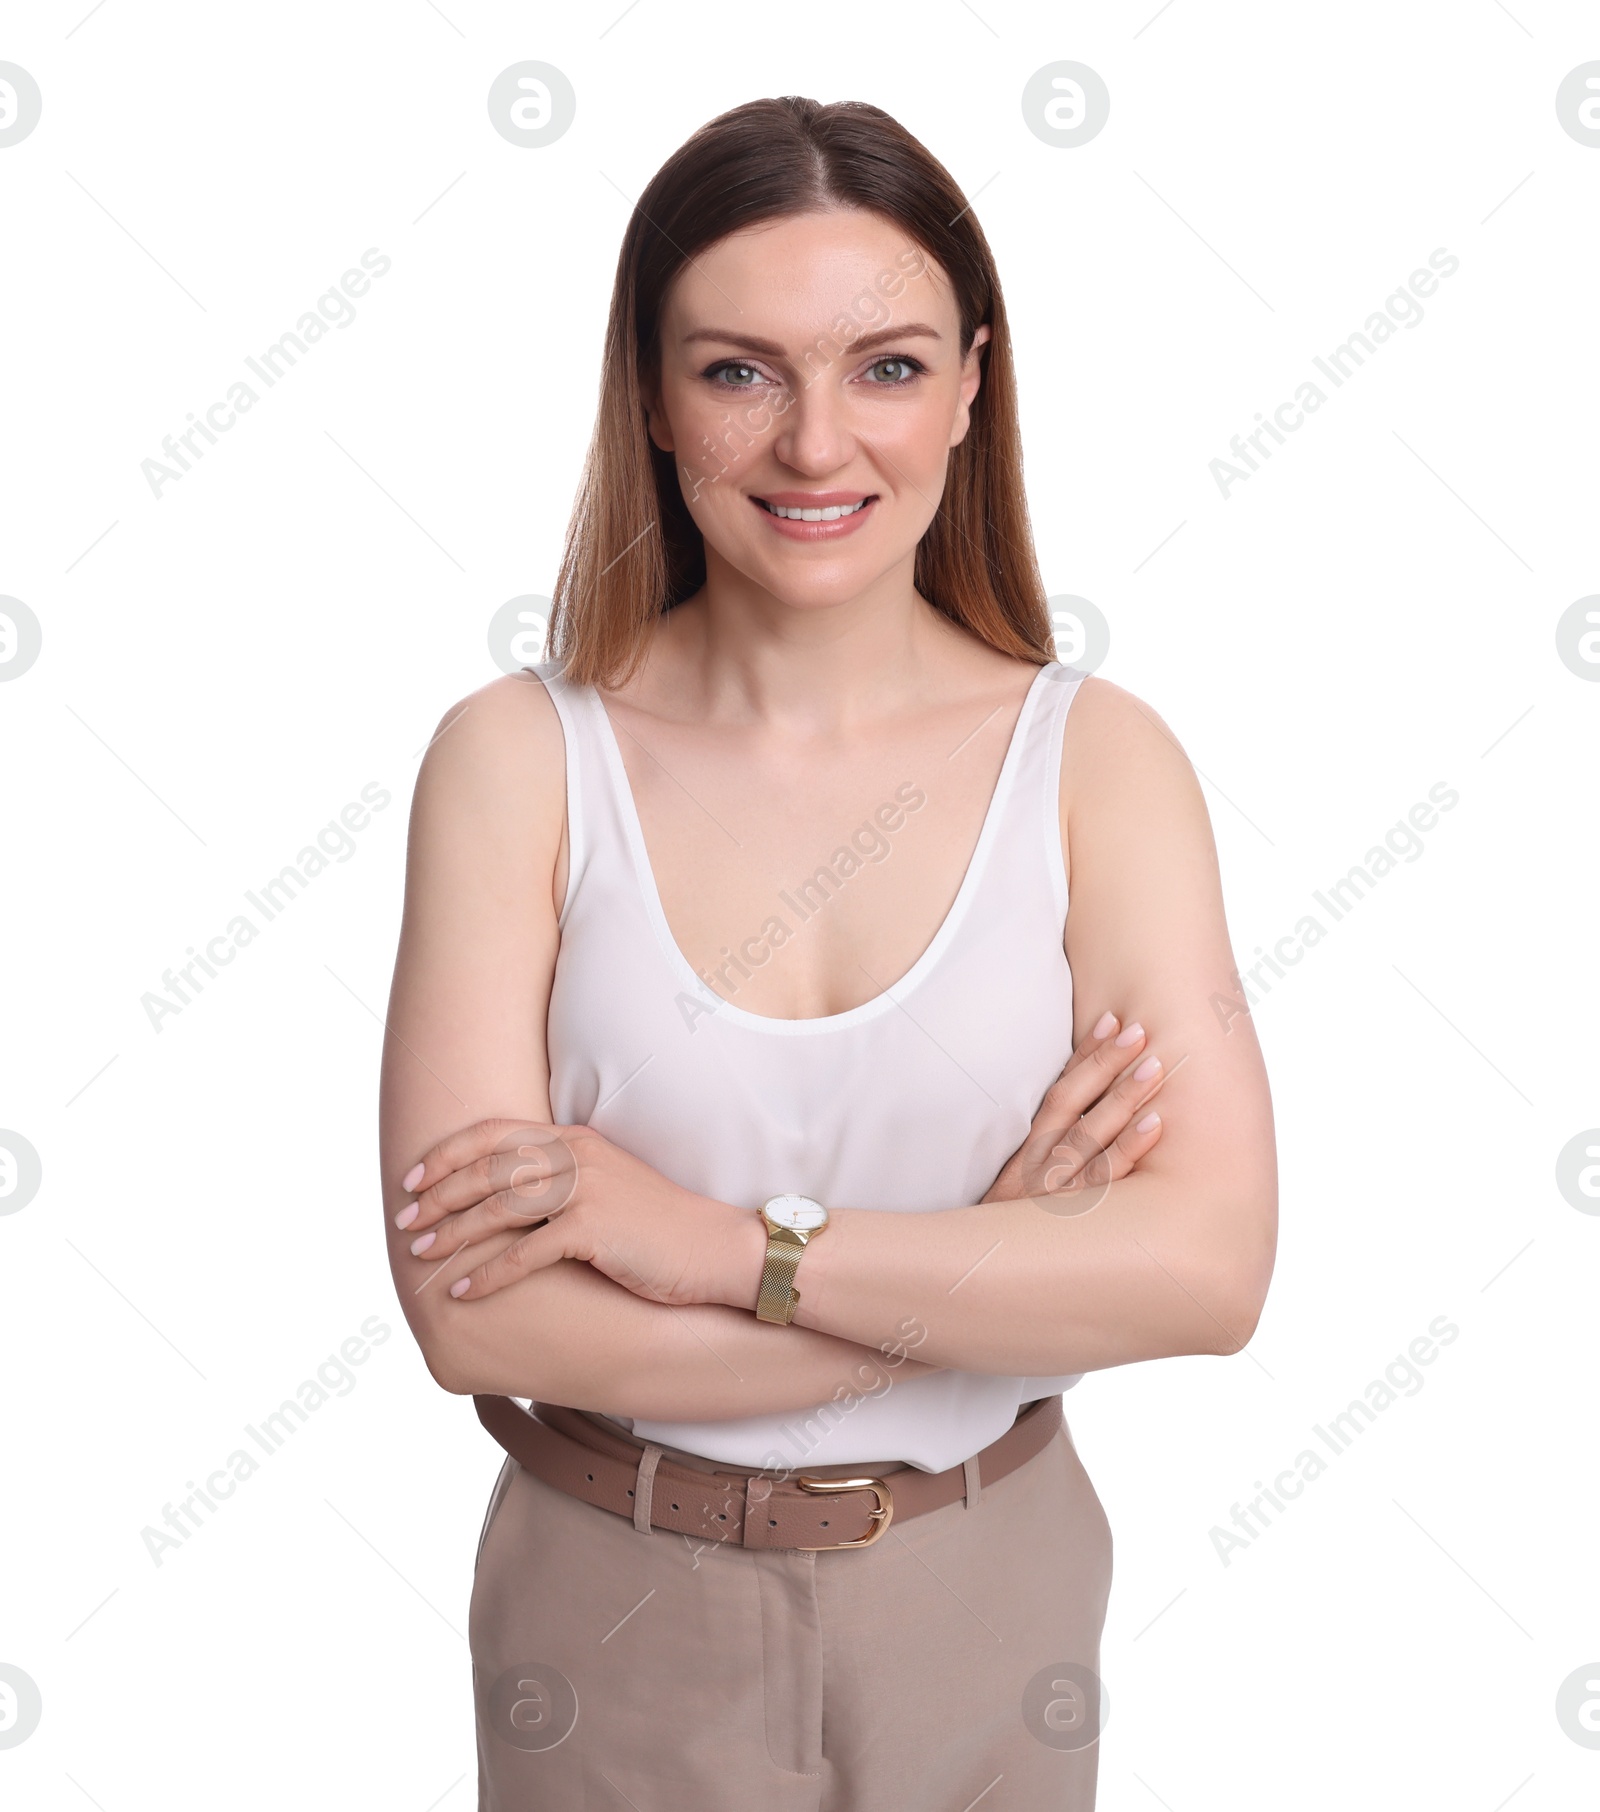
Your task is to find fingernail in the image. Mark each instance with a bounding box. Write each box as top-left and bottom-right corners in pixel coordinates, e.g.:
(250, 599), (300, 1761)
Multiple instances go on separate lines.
(449, 1277), (472, 1298)
(1133, 1055), (1161, 1081)
(394, 1203), (420, 1230)
(1092, 1010), (1117, 1039)
(402, 1163), (425, 1192)
(1135, 1111), (1161, 1133)
(1115, 1022), (1144, 1047)
(410, 1231), (437, 1255)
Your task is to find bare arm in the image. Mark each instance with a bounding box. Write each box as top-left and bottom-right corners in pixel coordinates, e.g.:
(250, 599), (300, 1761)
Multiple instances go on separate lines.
(378, 671), (938, 1416)
(783, 676), (1279, 1372)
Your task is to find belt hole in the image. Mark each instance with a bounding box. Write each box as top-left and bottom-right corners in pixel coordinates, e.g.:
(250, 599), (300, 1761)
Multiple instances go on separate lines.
(586, 1472), (594, 1481)
(671, 1502), (679, 1510)
(820, 1519), (829, 1527)
(768, 1518), (776, 1527)
(626, 1488), (634, 1496)
(717, 1513), (726, 1520)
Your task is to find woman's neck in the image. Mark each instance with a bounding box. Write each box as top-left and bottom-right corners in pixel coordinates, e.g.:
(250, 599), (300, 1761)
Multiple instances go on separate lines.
(629, 555), (975, 732)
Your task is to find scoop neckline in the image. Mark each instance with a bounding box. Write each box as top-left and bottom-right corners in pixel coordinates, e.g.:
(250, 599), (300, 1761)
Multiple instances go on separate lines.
(587, 662), (1056, 1037)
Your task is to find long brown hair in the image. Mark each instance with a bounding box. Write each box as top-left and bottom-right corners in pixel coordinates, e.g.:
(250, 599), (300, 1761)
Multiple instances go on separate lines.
(548, 95), (1055, 688)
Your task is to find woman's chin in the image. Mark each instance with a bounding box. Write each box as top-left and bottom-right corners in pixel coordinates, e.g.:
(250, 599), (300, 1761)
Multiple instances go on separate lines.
(751, 569), (895, 613)
(705, 540), (917, 614)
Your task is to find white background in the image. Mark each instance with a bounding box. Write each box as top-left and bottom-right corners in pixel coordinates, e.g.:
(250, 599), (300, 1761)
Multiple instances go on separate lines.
(2, 1), (1597, 1806)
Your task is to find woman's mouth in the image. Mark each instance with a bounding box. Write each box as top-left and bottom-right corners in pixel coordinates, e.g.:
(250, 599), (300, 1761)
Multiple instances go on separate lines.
(751, 492), (878, 540)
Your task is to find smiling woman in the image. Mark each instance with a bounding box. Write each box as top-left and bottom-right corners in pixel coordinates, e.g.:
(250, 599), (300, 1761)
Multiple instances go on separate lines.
(379, 94), (1275, 1809)
(547, 101), (1049, 691)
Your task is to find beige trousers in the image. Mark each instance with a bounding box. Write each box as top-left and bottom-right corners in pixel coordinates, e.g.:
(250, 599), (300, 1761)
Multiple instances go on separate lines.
(469, 1410), (1113, 1810)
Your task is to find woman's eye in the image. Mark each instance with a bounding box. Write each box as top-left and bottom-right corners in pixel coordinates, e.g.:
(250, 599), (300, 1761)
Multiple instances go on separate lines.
(708, 362), (765, 388)
(864, 356), (921, 385)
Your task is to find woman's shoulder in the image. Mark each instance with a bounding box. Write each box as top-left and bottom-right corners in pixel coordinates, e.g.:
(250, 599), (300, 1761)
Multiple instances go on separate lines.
(1056, 670), (1209, 857)
(423, 665), (563, 761)
(1060, 670), (1194, 773)
(411, 666), (567, 840)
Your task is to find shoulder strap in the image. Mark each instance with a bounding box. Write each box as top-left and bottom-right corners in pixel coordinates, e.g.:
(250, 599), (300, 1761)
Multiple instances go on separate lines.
(521, 659), (598, 929)
(1024, 662), (1091, 925)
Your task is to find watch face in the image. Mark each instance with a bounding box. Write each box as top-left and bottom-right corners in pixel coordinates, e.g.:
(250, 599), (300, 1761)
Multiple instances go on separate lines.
(764, 1193), (827, 1232)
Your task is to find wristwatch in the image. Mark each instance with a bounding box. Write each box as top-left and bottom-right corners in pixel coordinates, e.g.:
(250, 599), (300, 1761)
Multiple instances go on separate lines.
(755, 1194), (830, 1324)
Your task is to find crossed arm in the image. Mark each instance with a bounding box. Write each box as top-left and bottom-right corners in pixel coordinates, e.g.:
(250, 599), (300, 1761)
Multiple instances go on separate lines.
(380, 672), (935, 1420)
(379, 671), (1277, 1419)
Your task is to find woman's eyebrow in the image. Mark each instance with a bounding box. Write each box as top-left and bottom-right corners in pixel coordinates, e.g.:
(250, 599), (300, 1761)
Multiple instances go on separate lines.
(681, 323), (944, 356)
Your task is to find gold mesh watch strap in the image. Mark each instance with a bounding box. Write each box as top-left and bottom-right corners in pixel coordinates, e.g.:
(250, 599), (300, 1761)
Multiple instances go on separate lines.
(756, 1230), (806, 1325)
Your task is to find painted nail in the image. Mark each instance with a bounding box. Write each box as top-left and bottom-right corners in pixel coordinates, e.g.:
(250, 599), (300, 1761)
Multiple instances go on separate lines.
(1115, 1023), (1144, 1047)
(1135, 1111), (1161, 1133)
(1092, 1010), (1117, 1039)
(410, 1230), (437, 1255)
(394, 1203), (420, 1230)
(402, 1162), (425, 1192)
(449, 1277), (472, 1298)
(1133, 1056), (1161, 1081)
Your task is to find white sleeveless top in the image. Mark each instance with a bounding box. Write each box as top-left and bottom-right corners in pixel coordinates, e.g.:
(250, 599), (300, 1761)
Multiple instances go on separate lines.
(532, 655), (1090, 1474)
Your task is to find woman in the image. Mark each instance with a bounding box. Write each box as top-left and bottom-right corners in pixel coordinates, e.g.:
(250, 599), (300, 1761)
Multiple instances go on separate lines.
(380, 95), (1276, 1810)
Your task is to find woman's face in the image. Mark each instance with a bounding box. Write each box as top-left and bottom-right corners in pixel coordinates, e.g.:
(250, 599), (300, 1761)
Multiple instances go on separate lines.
(644, 208), (990, 612)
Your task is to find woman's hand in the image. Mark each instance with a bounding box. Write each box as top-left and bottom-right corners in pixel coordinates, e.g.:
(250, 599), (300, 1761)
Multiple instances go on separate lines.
(981, 1010), (1167, 1209)
(394, 1119), (755, 1308)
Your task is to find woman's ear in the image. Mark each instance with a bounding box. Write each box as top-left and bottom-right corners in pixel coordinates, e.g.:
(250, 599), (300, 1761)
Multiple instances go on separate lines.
(949, 322), (993, 448)
(641, 377), (676, 454)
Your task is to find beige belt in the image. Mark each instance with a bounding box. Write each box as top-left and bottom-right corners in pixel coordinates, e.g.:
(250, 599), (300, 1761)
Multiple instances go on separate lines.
(474, 1391), (1064, 1552)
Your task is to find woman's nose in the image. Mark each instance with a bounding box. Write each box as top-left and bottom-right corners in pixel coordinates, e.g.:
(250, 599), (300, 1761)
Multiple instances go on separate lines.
(771, 381), (857, 475)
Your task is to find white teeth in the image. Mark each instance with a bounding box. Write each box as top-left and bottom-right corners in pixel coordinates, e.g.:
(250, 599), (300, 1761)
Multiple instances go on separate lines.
(763, 498), (869, 521)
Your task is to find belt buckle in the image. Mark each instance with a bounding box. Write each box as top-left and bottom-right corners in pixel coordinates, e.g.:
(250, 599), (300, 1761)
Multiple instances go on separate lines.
(794, 1474), (895, 1549)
